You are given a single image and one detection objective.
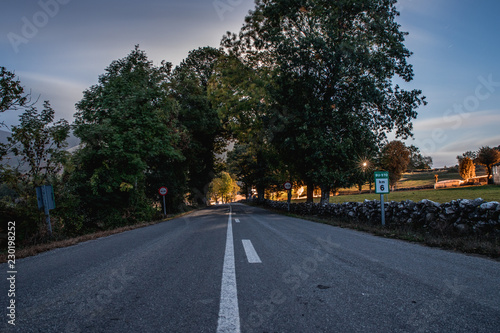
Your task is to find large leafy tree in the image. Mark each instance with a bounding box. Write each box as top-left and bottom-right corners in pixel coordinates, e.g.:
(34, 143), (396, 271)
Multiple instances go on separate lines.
(170, 47), (226, 205)
(223, 0), (426, 203)
(408, 145), (432, 171)
(72, 46), (186, 227)
(475, 146), (500, 184)
(379, 140), (410, 189)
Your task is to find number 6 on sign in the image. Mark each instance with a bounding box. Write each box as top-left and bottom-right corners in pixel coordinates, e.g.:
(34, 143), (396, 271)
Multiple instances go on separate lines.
(374, 171), (390, 194)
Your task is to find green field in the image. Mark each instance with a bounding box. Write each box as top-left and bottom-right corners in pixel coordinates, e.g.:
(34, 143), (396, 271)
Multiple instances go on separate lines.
(290, 169), (499, 203)
(293, 184), (500, 204)
(338, 169), (486, 193)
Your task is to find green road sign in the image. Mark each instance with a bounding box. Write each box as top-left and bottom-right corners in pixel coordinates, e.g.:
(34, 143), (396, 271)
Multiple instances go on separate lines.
(374, 171), (390, 194)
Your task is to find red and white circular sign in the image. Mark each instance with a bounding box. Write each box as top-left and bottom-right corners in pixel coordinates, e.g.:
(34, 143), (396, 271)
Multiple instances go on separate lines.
(283, 181), (292, 191)
(158, 186), (168, 196)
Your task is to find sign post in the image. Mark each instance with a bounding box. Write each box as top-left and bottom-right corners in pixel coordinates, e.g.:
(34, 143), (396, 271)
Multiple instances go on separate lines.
(283, 181), (292, 212)
(36, 185), (56, 236)
(158, 186), (168, 216)
(374, 171), (390, 226)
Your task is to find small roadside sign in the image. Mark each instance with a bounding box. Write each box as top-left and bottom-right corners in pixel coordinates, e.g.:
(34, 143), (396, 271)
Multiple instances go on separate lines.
(158, 186), (168, 216)
(283, 181), (292, 191)
(283, 181), (292, 212)
(36, 185), (56, 211)
(159, 186), (168, 196)
(36, 184), (56, 236)
(374, 171), (390, 194)
(374, 171), (389, 226)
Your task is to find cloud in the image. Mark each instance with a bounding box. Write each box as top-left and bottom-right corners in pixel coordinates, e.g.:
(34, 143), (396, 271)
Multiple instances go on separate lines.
(408, 109), (500, 167)
(413, 109), (500, 132)
(440, 135), (500, 153)
(13, 71), (87, 123)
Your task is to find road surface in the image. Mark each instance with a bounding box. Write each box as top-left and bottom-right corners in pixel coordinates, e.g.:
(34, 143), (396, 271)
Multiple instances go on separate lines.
(2, 203), (500, 332)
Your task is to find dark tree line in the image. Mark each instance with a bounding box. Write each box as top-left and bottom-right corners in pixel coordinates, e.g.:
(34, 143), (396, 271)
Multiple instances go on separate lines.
(1, 0), (428, 243)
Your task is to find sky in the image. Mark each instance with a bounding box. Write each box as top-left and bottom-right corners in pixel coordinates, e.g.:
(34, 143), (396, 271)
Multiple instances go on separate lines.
(1, 0), (499, 168)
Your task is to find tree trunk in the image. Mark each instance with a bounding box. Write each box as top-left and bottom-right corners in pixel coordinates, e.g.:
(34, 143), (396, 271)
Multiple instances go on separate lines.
(306, 181), (314, 203)
(320, 185), (330, 205)
(257, 185), (265, 203)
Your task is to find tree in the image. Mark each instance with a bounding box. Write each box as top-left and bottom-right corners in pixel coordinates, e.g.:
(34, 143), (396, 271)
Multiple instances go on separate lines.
(208, 171), (240, 203)
(0, 66), (32, 124)
(457, 151), (477, 163)
(475, 146), (500, 184)
(222, 0), (426, 204)
(1, 101), (70, 242)
(226, 142), (282, 200)
(379, 140), (410, 189)
(208, 177), (224, 203)
(408, 145), (432, 171)
(459, 157), (476, 182)
(72, 46), (187, 227)
(1, 67), (34, 170)
(8, 101), (70, 186)
(209, 54), (283, 202)
(170, 47), (226, 205)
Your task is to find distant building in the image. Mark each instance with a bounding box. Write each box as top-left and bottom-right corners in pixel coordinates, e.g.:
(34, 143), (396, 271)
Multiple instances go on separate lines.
(494, 163), (500, 185)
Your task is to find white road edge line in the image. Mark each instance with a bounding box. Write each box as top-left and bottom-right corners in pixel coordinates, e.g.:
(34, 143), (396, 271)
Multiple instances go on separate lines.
(242, 239), (262, 264)
(216, 204), (241, 333)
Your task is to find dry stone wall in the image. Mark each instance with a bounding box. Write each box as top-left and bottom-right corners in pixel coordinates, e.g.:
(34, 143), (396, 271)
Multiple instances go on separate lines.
(252, 198), (500, 235)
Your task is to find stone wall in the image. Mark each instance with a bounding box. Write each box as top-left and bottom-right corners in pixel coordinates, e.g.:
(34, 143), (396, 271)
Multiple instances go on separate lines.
(253, 198), (500, 235)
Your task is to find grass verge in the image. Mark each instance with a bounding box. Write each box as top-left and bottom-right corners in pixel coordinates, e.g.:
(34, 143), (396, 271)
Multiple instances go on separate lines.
(0, 209), (196, 263)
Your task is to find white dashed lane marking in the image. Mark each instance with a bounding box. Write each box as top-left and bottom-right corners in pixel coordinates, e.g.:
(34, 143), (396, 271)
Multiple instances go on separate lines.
(242, 239), (262, 264)
(216, 205), (240, 333)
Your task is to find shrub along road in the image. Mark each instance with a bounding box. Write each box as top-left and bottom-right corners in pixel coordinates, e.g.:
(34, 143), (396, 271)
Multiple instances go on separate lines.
(1, 204), (500, 332)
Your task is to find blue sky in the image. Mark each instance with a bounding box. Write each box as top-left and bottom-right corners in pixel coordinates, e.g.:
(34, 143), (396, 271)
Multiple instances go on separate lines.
(1, 0), (499, 167)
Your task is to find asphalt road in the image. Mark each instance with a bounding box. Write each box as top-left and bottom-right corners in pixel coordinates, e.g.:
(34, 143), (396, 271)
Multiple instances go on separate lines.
(1, 203), (500, 332)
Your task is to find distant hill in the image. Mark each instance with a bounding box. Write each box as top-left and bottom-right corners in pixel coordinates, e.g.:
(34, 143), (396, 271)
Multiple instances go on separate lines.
(0, 129), (10, 144)
(65, 132), (81, 150)
(0, 129), (81, 171)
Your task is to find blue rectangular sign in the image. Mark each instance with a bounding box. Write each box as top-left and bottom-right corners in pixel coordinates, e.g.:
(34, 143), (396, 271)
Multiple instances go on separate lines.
(36, 185), (56, 212)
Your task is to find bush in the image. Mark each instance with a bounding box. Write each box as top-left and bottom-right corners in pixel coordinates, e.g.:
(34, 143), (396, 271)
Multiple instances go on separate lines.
(459, 157), (476, 182)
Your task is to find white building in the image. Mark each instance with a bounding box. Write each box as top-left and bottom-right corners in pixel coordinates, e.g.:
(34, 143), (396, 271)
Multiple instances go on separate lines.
(493, 163), (500, 185)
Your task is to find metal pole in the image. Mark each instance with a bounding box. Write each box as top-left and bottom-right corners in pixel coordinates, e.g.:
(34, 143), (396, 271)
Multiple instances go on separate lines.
(46, 213), (52, 236)
(163, 195), (166, 216)
(381, 194), (386, 226)
(287, 189), (291, 212)
(43, 186), (52, 236)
